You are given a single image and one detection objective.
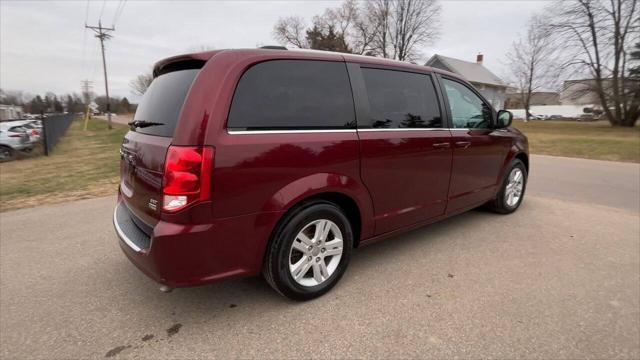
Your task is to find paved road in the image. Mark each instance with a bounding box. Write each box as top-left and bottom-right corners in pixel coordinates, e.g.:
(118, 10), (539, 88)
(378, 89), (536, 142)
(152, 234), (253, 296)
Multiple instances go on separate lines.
(1, 155), (638, 359)
(528, 155), (640, 213)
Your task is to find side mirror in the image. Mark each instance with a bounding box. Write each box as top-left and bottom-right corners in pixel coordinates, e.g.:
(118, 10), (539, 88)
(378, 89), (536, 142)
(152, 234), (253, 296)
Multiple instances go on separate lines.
(496, 110), (513, 128)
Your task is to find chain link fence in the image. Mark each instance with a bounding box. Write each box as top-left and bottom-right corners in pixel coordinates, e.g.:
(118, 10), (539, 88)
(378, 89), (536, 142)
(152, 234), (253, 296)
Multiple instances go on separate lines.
(42, 114), (76, 155)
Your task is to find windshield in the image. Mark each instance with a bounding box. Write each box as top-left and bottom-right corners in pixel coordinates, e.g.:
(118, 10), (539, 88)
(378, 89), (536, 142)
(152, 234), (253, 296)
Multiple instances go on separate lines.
(133, 69), (199, 137)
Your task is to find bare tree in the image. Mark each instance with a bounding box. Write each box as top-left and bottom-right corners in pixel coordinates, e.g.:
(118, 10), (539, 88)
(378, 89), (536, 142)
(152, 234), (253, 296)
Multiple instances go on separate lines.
(314, 0), (376, 54)
(129, 73), (153, 96)
(352, 4), (380, 55)
(506, 15), (561, 121)
(389, 0), (441, 61)
(550, 0), (639, 126)
(367, 0), (392, 58)
(273, 16), (309, 48)
(272, 0), (441, 61)
(365, 0), (441, 60)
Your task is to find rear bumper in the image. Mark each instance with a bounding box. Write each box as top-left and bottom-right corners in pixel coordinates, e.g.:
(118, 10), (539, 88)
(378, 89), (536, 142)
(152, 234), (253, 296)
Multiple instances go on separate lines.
(113, 199), (284, 288)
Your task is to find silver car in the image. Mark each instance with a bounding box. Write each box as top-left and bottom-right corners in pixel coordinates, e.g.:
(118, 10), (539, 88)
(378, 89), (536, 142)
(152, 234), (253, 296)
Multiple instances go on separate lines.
(0, 122), (33, 161)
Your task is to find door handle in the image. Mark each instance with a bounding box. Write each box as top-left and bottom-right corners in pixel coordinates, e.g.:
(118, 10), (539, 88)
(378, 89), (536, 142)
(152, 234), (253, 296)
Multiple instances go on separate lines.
(455, 141), (471, 149)
(432, 142), (451, 149)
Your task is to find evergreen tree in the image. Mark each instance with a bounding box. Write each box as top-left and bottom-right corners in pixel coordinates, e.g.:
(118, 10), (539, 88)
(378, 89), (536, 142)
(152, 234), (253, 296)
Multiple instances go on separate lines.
(120, 97), (131, 113)
(306, 25), (351, 53)
(30, 95), (46, 114)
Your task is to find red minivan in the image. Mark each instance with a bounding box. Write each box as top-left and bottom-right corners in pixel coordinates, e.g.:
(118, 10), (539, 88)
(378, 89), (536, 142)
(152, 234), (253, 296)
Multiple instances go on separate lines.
(114, 48), (528, 300)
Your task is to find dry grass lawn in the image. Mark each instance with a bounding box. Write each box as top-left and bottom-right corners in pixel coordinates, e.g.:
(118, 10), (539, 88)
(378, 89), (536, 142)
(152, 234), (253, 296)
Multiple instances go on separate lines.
(0, 118), (127, 212)
(513, 120), (640, 163)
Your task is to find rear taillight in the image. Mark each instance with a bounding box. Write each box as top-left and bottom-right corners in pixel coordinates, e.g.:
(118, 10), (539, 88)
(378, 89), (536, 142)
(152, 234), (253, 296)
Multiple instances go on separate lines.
(162, 145), (214, 212)
(8, 134), (22, 138)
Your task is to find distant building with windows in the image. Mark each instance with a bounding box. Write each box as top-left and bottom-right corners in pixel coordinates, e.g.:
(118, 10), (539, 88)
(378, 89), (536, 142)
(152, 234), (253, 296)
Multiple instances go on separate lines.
(426, 54), (508, 109)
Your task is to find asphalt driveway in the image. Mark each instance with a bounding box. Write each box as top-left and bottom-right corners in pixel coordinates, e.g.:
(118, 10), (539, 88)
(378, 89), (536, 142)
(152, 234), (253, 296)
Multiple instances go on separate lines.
(1, 155), (638, 359)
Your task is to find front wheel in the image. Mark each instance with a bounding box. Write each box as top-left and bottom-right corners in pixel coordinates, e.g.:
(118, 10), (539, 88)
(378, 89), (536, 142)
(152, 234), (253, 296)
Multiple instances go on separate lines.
(263, 201), (353, 301)
(487, 159), (527, 214)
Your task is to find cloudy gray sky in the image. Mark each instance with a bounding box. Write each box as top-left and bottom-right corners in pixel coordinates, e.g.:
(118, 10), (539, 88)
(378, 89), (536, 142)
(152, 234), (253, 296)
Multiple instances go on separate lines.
(1, 0), (548, 101)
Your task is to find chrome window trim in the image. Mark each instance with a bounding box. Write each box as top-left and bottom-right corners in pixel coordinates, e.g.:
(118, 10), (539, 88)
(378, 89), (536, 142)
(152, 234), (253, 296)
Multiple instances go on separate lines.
(226, 128), (477, 134)
(227, 129), (357, 135)
(357, 128), (449, 132)
(113, 204), (143, 253)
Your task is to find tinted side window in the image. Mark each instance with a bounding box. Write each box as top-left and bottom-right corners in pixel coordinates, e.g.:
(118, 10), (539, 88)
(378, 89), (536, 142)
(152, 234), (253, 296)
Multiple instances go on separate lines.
(442, 79), (492, 129)
(228, 60), (355, 130)
(361, 68), (441, 128)
(133, 69), (199, 137)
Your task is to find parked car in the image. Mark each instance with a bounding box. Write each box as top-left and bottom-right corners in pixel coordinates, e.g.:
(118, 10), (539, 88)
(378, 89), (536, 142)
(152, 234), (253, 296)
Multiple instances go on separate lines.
(578, 114), (597, 122)
(114, 48), (529, 300)
(9, 120), (42, 142)
(0, 122), (33, 161)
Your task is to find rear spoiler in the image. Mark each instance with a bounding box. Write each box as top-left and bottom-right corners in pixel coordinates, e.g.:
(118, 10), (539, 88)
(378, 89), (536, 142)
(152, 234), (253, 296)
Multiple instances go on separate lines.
(153, 51), (221, 77)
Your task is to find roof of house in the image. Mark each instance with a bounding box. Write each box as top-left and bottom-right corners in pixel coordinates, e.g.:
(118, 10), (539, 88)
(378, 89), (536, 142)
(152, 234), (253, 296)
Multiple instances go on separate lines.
(426, 54), (506, 88)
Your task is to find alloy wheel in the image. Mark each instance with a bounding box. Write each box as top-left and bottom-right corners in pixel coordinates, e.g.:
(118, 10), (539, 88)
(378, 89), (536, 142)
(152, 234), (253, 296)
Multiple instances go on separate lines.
(505, 167), (524, 207)
(289, 219), (344, 287)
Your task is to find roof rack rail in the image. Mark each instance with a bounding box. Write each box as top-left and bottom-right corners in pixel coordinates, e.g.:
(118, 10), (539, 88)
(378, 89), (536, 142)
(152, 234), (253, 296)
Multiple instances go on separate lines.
(260, 45), (288, 50)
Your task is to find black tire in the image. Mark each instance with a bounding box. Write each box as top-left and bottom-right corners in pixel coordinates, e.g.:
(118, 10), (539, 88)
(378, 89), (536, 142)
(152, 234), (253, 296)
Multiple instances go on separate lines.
(486, 159), (527, 214)
(0, 146), (14, 162)
(263, 200), (353, 301)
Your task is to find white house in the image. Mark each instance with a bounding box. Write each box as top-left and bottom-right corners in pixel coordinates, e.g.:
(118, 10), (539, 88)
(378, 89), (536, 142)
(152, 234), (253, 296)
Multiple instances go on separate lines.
(426, 54), (508, 109)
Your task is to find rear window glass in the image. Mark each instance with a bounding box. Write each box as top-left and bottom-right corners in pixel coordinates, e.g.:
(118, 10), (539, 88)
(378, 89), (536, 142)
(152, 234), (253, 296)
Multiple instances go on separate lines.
(227, 60), (355, 130)
(133, 69), (199, 137)
(361, 68), (442, 128)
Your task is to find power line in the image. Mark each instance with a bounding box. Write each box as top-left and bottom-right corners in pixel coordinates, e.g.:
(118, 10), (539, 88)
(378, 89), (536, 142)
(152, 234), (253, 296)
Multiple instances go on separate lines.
(81, 0), (90, 82)
(88, 41), (101, 83)
(85, 20), (115, 130)
(112, 0), (127, 28)
(84, 0), (90, 25)
(98, 0), (107, 22)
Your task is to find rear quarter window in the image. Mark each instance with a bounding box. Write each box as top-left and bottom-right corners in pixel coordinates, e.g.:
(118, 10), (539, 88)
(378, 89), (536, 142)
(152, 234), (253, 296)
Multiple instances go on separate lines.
(227, 60), (355, 130)
(132, 69), (199, 137)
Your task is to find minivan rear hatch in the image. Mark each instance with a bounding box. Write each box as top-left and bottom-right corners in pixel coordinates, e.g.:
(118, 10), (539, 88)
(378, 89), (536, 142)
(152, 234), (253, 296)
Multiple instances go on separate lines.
(119, 67), (200, 231)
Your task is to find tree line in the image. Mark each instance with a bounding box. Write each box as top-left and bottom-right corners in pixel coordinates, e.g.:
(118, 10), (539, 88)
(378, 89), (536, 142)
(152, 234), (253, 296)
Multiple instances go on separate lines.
(0, 89), (134, 115)
(116, 0), (640, 127)
(273, 0), (638, 126)
(273, 0), (440, 62)
(505, 0), (639, 126)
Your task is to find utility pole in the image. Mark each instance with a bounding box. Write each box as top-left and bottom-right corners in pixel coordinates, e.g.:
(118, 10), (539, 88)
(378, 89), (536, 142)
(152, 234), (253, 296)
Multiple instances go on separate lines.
(81, 80), (93, 131)
(85, 20), (114, 129)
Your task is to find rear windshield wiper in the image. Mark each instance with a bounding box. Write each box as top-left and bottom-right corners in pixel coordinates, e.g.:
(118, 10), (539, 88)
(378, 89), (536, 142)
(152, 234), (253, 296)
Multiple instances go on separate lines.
(128, 120), (164, 130)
